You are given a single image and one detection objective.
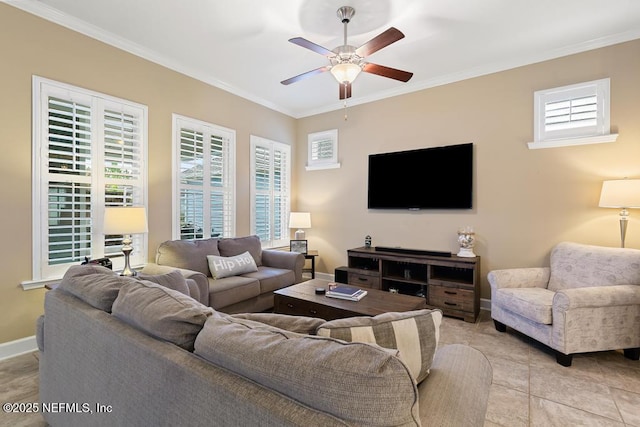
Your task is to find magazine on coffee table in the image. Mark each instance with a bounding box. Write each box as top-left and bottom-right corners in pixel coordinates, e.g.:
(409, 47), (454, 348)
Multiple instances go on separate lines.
(326, 284), (367, 301)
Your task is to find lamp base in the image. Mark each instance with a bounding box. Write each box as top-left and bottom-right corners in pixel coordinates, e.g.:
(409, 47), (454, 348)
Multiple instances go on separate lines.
(120, 237), (137, 276)
(294, 229), (306, 240)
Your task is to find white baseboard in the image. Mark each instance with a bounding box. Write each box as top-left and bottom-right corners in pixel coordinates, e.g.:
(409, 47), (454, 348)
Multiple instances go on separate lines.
(0, 336), (38, 361)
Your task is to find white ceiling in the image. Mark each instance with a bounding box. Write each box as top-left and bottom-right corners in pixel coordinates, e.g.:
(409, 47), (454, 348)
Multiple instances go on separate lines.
(10, 0), (640, 118)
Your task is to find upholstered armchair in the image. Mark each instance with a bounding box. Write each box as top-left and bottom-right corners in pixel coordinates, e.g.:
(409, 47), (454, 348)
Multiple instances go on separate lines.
(489, 242), (640, 366)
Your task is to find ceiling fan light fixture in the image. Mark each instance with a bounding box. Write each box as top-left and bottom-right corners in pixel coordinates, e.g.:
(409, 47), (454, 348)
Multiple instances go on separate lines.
(330, 62), (362, 84)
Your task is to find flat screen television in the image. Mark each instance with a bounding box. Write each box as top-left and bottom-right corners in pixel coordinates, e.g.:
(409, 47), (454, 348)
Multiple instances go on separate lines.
(367, 143), (473, 210)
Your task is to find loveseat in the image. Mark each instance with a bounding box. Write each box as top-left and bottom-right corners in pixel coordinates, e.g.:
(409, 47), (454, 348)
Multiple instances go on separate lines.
(141, 235), (304, 313)
(489, 241), (640, 366)
(37, 265), (493, 427)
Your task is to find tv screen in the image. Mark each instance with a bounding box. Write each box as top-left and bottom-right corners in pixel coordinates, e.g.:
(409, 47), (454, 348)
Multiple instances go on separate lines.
(367, 143), (473, 210)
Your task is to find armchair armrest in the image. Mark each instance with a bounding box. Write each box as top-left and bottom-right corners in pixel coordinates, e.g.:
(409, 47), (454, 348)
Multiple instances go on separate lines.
(261, 250), (305, 283)
(488, 267), (550, 290)
(554, 285), (640, 311)
(140, 263), (210, 306)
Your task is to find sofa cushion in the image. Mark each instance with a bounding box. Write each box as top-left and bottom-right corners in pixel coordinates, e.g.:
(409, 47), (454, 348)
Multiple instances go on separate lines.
(495, 287), (555, 324)
(194, 315), (420, 426)
(155, 238), (220, 276)
(316, 309), (442, 383)
(231, 312), (325, 334)
(218, 235), (262, 266)
(207, 276), (261, 310)
(112, 280), (215, 351)
(207, 251), (258, 279)
(58, 264), (136, 312)
(136, 269), (190, 296)
(548, 242), (640, 292)
(241, 266), (296, 293)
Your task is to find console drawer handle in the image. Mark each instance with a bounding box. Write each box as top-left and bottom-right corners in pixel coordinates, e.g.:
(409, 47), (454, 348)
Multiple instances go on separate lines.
(444, 302), (457, 306)
(287, 303), (294, 309)
(309, 309), (317, 315)
(444, 291), (457, 295)
(358, 277), (368, 281)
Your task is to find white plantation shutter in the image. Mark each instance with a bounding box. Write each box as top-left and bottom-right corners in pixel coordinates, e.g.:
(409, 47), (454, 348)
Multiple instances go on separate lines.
(174, 115), (235, 240)
(307, 129), (339, 170)
(251, 136), (290, 248)
(33, 77), (147, 280)
(532, 78), (612, 145)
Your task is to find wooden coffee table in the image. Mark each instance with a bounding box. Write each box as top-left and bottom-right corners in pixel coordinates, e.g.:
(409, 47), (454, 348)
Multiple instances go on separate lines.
(274, 279), (427, 320)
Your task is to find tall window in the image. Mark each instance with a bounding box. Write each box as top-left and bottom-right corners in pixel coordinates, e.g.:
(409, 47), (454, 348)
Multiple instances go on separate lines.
(250, 136), (291, 248)
(173, 115), (235, 240)
(32, 76), (147, 280)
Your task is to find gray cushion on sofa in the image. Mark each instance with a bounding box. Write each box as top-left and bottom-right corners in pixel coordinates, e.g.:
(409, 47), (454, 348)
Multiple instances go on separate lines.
(58, 264), (136, 312)
(231, 312), (326, 334)
(218, 235), (263, 266)
(136, 269), (190, 296)
(112, 280), (215, 351)
(194, 315), (420, 426)
(155, 237), (220, 276)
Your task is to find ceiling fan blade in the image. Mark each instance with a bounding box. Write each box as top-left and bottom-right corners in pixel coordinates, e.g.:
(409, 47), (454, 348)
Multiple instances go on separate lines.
(339, 82), (352, 100)
(281, 66), (331, 85)
(355, 27), (405, 57)
(363, 63), (413, 82)
(288, 37), (335, 57)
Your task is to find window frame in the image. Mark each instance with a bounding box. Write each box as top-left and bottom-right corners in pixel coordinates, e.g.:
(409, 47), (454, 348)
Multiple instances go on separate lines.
(172, 114), (236, 241)
(250, 135), (291, 248)
(306, 129), (340, 171)
(31, 76), (148, 282)
(528, 78), (617, 149)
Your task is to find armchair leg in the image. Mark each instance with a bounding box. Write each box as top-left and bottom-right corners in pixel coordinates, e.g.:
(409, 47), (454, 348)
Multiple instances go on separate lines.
(555, 352), (573, 367)
(493, 320), (507, 332)
(624, 348), (640, 361)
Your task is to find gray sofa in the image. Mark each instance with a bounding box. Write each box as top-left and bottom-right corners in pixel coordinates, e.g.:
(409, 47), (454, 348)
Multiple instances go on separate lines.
(38, 266), (493, 427)
(141, 235), (304, 313)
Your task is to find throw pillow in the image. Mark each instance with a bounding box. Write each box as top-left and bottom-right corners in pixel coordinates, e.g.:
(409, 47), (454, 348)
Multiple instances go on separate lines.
(207, 251), (258, 279)
(112, 280), (215, 351)
(58, 264), (137, 312)
(136, 269), (190, 296)
(194, 315), (419, 426)
(316, 309), (442, 383)
(218, 235), (262, 266)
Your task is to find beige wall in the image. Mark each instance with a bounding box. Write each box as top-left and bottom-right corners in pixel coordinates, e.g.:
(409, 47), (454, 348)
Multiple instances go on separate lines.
(296, 39), (640, 299)
(0, 4), (296, 343)
(2, 3), (639, 345)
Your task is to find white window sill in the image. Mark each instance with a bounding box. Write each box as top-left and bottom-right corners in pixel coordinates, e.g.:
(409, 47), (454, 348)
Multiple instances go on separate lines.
(305, 162), (341, 171)
(21, 263), (147, 290)
(527, 133), (618, 149)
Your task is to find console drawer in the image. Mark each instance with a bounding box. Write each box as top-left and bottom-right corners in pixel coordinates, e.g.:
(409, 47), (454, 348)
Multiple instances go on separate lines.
(348, 273), (380, 289)
(429, 285), (474, 312)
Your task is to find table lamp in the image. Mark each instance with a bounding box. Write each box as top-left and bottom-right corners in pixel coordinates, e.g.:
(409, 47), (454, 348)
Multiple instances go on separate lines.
(289, 212), (311, 240)
(103, 206), (148, 276)
(599, 179), (640, 248)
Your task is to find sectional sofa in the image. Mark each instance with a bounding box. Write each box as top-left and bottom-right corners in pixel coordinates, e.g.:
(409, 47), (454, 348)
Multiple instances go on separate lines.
(37, 265), (493, 426)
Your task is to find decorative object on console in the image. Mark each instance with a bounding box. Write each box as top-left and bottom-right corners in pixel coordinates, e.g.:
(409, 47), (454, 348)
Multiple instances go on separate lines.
(103, 206), (148, 277)
(289, 212), (311, 240)
(290, 239), (308, 254)
(599, 179), (640, 247)
(365, 235), (372, 247)
(457, 226), (476, 257)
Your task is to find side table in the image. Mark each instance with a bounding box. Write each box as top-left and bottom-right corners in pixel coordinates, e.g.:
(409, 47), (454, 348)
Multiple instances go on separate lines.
(303, 250), (318, 279)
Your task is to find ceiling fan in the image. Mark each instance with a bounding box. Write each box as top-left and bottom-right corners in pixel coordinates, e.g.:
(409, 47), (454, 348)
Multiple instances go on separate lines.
(281, 6), (413, 100)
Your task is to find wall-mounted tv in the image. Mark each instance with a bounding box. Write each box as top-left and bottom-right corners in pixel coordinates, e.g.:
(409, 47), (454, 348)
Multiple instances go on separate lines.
(367, 143), (473, 210)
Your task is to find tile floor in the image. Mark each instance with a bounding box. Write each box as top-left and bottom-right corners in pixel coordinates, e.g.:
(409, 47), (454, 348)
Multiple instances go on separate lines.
(0, 310), (638, 426)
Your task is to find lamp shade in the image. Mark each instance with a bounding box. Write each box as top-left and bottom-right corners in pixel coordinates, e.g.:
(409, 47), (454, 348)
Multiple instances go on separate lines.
(599, 180), (640, 208)
(103, 206), (148, 234)
(289, 212), (311, 229)
(330, 63), (362, 84)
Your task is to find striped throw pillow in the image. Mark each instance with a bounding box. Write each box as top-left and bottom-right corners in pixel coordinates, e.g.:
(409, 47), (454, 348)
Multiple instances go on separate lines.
(316, 309), (442, 383)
